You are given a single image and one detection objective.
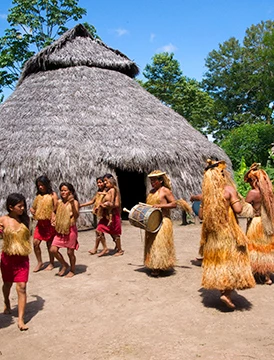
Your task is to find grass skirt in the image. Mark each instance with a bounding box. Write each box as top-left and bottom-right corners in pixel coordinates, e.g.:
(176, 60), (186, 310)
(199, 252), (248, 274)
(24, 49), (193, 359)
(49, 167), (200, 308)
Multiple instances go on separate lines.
(144, 217), (175, 270)
(201, 209), (255, 291)
(246, 216), (274, 274)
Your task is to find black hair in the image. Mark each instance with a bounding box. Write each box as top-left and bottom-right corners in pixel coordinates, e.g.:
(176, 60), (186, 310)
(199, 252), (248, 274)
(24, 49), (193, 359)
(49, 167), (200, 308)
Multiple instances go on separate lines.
(59, 182), (79, 202)
(103, 173), (114, 179)
(35, 175), (53, 195)
(96, 176), (104, 182)
(6, 193), (30, 229)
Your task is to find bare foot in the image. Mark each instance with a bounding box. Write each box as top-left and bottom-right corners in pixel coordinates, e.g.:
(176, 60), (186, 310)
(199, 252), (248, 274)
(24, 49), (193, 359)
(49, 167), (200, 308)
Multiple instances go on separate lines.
(265, 278), (272, 285)
(33, 263), (44, 272)
(220, 295), (236, 309)
(57, 263), (69, 276)
(150, 270), (160, 277)
(18, 320), (28, 331)
(45, 263), (54, 271)
(114, 250), (124, 256)
(3, 303), (11, 314)
(88, 249), (97, 255)
(65, 271), (75, 278)
(97, 249), (109, 257)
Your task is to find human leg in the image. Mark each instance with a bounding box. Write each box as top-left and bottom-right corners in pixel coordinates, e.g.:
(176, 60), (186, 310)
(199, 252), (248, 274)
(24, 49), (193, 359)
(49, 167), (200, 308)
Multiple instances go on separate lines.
(2, 282), (12, 314)
(45, 240), (54, 270)
(113, 235), (124, 256)
(66, 248), (76, 277)
(16, 282), (28, 330)
(50, 245), (68, 276)
(88, 234), (101, 255)
(97, 231), (109, 257)
(33, 239), (44, 272)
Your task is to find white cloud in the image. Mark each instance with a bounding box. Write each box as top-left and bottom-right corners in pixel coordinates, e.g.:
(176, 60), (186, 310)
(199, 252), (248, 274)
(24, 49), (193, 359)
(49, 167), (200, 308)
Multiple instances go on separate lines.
(157, 43), (177, 52)
(150, 33), (156, 42)
(114, 28), (129, 37)
(0, 13), (7, 20)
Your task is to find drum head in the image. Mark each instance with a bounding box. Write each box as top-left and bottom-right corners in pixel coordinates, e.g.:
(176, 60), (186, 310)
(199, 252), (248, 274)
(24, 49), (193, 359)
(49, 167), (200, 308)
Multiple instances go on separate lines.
(147, 209), (162, 232)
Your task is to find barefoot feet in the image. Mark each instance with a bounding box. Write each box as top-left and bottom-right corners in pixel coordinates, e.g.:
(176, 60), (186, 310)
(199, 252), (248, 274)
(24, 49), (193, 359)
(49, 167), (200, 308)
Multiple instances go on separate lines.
(220, 295), (236, 309)
(114, 250), (124, 256)
(97, 249), (109, 257)
(33, 263), (44, 273)
(88, 249), (97, 255)
(150, 269), (160, 277)
(45, 263), (54, 271)
(18, 320), (28, 331)
(65, 271), (75, 278)
(57, 263), (69, 276)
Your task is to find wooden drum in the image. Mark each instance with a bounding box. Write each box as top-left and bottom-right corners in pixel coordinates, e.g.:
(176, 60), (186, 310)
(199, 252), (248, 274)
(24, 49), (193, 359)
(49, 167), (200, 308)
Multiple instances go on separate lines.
(126, 203), (163, 233)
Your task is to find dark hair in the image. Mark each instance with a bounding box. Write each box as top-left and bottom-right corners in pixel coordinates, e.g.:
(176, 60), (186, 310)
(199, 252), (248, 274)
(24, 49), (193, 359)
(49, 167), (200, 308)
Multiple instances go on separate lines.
(59, 182), (79, 202)
(96, 176), (104, 182)
(35, 175), (53, 195)
(6, 193), (30, 229)
(103, 173), (114, 180)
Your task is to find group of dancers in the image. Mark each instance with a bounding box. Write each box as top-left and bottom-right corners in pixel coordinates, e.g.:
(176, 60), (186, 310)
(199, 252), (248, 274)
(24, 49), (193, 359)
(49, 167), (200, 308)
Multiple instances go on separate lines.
(1, 161), (274, 330)
(134, 163), (274, 309)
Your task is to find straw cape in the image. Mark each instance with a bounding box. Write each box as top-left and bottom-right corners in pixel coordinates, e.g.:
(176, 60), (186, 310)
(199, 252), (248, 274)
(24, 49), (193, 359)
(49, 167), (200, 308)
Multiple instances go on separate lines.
(0, 24), (231, 224)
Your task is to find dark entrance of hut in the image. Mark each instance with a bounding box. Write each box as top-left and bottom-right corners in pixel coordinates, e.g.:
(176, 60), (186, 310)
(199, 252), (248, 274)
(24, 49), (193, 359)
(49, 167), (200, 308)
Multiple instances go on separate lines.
(116, 169), (146, 220)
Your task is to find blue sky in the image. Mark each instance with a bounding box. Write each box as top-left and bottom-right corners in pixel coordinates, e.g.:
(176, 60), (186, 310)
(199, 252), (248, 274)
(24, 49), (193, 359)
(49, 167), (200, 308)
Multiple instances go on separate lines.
(0, 0), (274, 83)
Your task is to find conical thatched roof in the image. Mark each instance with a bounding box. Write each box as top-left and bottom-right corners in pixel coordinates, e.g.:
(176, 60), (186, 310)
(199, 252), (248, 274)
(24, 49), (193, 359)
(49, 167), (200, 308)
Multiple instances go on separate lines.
(0, 24), (231, 222)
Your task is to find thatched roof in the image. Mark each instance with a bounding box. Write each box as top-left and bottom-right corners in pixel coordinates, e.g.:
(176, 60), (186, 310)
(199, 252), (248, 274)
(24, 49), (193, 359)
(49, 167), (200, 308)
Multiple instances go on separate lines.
(0, 24), (231, 221)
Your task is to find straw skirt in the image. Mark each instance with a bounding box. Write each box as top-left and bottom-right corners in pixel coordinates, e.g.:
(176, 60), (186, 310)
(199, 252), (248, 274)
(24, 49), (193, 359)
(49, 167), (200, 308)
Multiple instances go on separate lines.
(201, 209), (255, 290)
(246, 216), (274, 274)
(144, 217), (175, 270)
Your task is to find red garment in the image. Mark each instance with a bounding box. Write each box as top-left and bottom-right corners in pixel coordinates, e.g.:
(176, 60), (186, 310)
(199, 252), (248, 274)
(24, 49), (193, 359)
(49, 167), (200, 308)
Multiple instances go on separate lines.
(97, 208), (122, 235)
(33, 219), (56, 241)
(1, 252), (29, 282)
(52, 225), (79, 250)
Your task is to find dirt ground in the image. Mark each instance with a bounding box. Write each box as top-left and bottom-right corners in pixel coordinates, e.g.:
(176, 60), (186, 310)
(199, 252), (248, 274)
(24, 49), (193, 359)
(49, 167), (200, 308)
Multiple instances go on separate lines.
(0, 218), (274, 360)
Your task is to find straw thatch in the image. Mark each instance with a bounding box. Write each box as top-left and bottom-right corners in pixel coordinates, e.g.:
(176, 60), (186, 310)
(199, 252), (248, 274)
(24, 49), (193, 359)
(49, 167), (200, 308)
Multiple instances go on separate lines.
(0, 24), (231, 222)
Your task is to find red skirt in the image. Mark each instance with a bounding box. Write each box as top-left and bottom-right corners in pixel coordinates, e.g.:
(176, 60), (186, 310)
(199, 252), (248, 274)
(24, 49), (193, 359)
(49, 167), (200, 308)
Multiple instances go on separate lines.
(34, 219), (56, 241)
(1, 252), (29, 283)
(97, 208), (122, 236)
(52, 225), (79, 250)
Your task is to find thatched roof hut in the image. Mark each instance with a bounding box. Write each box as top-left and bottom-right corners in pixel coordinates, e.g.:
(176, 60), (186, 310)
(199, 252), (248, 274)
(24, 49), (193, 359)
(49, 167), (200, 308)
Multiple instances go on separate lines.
(0, 24), (230, 222)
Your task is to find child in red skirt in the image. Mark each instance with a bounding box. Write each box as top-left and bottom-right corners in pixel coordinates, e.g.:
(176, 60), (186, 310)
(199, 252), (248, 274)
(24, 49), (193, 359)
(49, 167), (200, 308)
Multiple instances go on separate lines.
(30, 175), (58, 272)
(50, 182), (79, 278)
(0, 193), (32, 331)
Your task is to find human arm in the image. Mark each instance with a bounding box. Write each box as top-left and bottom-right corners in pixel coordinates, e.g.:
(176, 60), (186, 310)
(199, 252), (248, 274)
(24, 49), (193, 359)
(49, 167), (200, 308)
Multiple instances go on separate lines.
(190, 193), (202, 202)
(226, 186), (242, 214)
(68, 195), (79, 220)
(30, 196), (38, 215)
(80, 195), (96, 208)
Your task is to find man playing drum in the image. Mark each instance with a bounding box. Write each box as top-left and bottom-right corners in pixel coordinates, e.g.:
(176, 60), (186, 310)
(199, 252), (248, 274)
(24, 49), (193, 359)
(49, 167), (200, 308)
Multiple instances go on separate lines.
(144, 170), (177, 276)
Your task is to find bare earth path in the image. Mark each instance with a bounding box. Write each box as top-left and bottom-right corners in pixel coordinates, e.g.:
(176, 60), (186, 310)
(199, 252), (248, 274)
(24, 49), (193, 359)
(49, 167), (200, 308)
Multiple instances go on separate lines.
(0, 219), (274, 360)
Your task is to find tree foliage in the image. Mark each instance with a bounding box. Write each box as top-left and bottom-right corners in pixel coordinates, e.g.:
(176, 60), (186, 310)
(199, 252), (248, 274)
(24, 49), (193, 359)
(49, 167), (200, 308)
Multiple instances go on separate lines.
(140, 52), (215, 134)
(0, 0), (99, 101)
(203, 20), (274, 140)
(220, 123), (274, 169)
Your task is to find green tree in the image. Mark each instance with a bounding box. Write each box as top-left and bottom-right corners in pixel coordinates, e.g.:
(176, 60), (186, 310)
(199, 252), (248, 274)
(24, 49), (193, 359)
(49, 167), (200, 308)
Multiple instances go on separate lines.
(141, 52), (215, 133)
(220, 123), (274, 170)
(142, 52), (182, 106)
(203, 20), (274, 140)
(0, 0), (99, 101)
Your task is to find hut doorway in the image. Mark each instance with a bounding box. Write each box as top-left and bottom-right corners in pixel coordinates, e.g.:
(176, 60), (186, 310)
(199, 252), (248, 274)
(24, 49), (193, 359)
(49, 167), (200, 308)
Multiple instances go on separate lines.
(116, 169), (146, 220)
